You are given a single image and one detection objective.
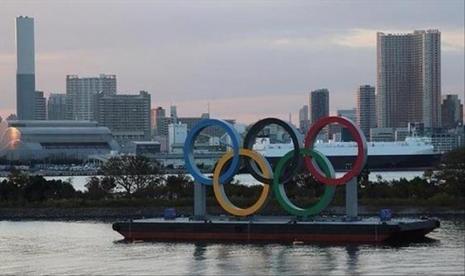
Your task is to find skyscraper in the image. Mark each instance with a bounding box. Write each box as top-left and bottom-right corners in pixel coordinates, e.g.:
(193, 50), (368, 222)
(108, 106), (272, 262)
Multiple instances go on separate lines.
(47, 93), (67, 120)
(170, 105), (178, 123)
(34, 91), (46, 120)
(66, 74), (117, 120)
(16, 16), (36, 120)
(333, 108), (357, 141)
(151, 107), (166, 134)
(298, 105), (309, 133)
(309, 89), (329, 124)
(356, 85), (377, 139)
(337, 108), (357, 123)
(441, 94), (463, 129)
(96, 91), (151, 146)
(377, 30), (441, 128)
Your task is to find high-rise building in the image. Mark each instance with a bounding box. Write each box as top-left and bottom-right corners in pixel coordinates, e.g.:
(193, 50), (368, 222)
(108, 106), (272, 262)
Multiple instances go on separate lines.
(170, 105), (178, 123)
(298, 105), (309, 133)
(337, 108), (357, 123)
(356, 85), (377, 140)
(309, 89), (329, 124)
(441, 94), (463, 129)
(34, 91), (46, 120)
(16, 16), (36, 120)
(151, 107), (166, 130)
(377, 30), (441, 128)
(96, 91), (151, 146)
(309, 89), (330, 141)
(66, 74), (116, 120)
(333, 108), (357, 141)
(47, 93), (67, 120)
(150, 109), (157, 129)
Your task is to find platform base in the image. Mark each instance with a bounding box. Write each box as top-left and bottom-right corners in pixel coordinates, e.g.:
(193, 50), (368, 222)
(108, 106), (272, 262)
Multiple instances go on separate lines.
(112, 217), (439, 244)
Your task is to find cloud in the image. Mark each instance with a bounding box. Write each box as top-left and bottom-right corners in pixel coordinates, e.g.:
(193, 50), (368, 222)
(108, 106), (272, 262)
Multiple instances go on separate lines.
(442, 31), (465, 52)
(331, 28), (465, 52)
(332, 29), (377, 48)
(229, 27), (464, 53)
(0, 53), (15, 64)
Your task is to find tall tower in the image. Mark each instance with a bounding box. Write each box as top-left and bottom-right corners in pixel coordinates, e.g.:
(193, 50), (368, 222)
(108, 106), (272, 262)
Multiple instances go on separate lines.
(298, 105), (309, 133)
(356, 85), (377, 140)
(309, 88), (329, 124)
(16, 16), (36, 120)
(376, 30), (441, 128)
(47, 93), (67, 120)
(441, 94), (463, 129)
(309, 89), (329, 140)
(421, 30), (441, 128)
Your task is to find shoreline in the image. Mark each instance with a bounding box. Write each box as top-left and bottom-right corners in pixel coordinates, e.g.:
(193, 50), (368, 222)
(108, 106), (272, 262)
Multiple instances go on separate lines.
(1, 206), (463, 220)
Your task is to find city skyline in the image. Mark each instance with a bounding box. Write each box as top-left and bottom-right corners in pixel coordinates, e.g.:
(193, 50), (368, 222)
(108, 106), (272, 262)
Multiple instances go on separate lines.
(0, 1), (464, 124)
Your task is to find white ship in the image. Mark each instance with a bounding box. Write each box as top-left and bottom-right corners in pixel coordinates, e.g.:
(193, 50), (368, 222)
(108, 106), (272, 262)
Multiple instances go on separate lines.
(253, 137), (441, 171)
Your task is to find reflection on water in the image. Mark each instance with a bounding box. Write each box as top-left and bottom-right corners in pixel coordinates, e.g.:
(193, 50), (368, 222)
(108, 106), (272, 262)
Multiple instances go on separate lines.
(0, 217), (463, 275)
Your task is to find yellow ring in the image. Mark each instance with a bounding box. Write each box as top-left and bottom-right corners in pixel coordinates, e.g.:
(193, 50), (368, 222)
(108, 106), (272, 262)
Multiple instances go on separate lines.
(213, 149), (272, 217)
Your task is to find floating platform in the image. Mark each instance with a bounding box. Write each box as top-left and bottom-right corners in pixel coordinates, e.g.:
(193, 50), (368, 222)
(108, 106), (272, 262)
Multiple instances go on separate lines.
(112, 216), (440, 244)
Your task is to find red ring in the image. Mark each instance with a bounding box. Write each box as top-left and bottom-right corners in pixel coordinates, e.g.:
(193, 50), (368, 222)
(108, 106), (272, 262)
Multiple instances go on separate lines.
(304, 116), (367, 186)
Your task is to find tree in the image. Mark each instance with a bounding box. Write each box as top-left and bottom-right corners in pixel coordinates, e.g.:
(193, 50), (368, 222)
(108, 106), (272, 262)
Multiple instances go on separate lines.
(163, 174), (194, 200)
(99, 155), (163, 197)
(7, 168), (29, 190)
(434, 147), (465, 197)
(0, 179), (20, 201)
(22, 176), (77, 202)
(84, 176), (115, 200)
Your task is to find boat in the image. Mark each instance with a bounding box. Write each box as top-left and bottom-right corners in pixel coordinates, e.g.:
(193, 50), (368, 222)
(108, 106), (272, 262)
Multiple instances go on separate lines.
(253, 137), (442, 171)
(113, 216), (440, 243)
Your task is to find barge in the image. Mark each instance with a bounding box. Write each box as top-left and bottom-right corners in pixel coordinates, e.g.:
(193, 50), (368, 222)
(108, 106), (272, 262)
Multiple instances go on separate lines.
(112, 216), (440, 244)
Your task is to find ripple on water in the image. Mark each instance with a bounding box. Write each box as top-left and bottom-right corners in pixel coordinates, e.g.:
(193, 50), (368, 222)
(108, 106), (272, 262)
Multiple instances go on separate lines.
(0, 217), (463, 275)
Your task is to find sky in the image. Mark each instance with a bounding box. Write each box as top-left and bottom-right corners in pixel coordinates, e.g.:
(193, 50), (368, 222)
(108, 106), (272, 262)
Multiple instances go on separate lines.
(0, 0), (464, 124)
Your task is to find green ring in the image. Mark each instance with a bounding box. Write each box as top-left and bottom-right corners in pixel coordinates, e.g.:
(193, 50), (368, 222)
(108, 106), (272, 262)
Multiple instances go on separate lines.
(272, 148), (336, 217)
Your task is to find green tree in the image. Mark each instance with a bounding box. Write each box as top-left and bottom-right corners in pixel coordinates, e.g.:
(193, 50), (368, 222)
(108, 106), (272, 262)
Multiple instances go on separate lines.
(22, 176), (77, 202)
(434, 147), (465, 197)
(85, 176), (116, 200)
(0, 179), (20, 201)
(163, 174), (194, 200)
(99, 155), (163, 197)
(7, 168), (29, 190)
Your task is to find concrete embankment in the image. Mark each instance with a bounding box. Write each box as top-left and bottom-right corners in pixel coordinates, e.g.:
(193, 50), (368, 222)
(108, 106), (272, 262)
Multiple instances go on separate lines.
(0, 206), (463, 220)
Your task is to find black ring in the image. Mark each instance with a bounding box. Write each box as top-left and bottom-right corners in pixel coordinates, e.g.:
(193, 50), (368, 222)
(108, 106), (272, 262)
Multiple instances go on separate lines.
(243, 118), (302, 184)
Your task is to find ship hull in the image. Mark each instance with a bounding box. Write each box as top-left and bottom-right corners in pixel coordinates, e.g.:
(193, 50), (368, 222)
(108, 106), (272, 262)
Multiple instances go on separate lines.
(265, 153), (441, 171)
(113, 217), (439, 244)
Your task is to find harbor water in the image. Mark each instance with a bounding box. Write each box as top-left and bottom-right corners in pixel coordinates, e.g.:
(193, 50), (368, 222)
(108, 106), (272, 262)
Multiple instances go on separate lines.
(0, 217), (463, 275)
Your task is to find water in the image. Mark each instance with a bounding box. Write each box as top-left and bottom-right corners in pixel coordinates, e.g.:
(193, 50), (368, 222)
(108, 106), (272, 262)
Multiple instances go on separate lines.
(0, 217), (463, 275)
(0, 171), (426, 192)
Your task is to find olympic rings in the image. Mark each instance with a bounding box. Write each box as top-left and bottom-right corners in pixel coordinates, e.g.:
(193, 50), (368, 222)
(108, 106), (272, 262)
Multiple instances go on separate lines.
(304, 116), (367, 186)
(213, 149), (272, 217)
(243, 118), (302, 185)
(183, 115), (368, 217)
(183, 119), (241, 185)
(273, 148), (335, 216)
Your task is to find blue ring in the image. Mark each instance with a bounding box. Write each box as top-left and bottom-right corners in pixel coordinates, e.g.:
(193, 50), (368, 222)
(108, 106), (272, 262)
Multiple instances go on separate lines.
(183, 119), (241, 185)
